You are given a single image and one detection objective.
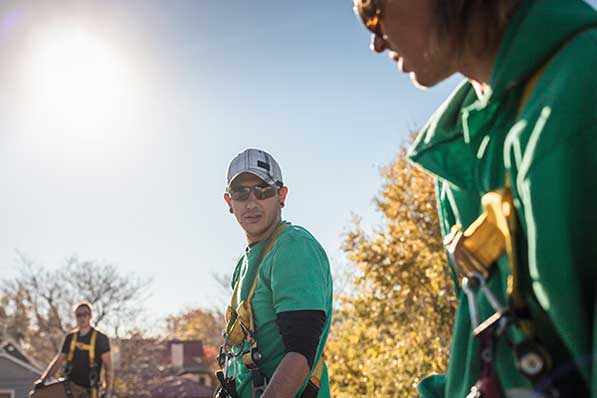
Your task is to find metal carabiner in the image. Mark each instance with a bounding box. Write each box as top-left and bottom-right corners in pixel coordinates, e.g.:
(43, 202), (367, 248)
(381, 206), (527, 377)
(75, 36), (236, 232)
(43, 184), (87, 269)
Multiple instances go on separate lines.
(445, 227), (465, 274)
(462, 277), (480, 329)
(89, 367), (99, 388)
(223, 351), (239, 380)
(227, 354), (239, 380)
(469, 272), (512, 338)
(223, 352), (230, 377)
(471, 272), (506, 315)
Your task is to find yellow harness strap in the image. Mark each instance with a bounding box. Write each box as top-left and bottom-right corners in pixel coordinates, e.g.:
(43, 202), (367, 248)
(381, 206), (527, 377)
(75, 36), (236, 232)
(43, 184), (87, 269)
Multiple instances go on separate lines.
(224, 222), (289, 348)
(444, 34), (589, 392)
(89, 329), (97, 367)
(67, 331), (78, 363)
(221, 222), (328, 397)
(66, 329), (99, 398)
(240, 222), (287, 306)
(517, 63), (548, 116)
(442, 54), (553, 351)
(67, 329), (98, 367)
(445, 55), (548, 279)
(309, 355), (325, 388)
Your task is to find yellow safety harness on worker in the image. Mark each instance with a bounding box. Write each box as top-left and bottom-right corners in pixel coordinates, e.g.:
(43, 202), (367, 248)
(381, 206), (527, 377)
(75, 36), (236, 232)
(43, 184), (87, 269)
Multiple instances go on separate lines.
(65, 329), (99, 398)
(441, 60), (580, 398)
(215, 223), (326, 398)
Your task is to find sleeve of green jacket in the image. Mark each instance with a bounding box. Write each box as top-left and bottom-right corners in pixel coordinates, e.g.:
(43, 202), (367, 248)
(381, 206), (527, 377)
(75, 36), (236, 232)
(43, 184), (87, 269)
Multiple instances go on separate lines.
(515, 115), (596, 395)
(512, 31), (597, 395)
(417, 374), (446, 398)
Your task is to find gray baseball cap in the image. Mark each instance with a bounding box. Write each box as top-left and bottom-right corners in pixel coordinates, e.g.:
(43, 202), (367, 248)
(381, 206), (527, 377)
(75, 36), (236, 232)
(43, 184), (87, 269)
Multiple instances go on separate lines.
(226, 148), (283, 189)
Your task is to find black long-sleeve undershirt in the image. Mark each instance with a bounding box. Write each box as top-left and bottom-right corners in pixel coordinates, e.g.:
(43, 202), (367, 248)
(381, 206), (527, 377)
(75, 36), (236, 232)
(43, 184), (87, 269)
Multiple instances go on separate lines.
(275, 310), (326, 369)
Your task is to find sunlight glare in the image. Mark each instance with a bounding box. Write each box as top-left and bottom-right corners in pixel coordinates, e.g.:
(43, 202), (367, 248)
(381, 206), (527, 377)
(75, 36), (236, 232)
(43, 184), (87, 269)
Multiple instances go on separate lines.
(29, 27), (131, 132)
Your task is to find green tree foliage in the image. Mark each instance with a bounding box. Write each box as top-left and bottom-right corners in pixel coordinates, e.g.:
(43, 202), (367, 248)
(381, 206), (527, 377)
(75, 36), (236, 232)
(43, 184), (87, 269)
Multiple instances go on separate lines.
(328, 143), (457, 397)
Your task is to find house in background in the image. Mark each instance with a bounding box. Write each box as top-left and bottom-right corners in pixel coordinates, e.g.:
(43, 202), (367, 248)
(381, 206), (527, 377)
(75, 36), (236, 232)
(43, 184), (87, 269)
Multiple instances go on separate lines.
(113, 338), (214, 398)
(164, 340), (213, 387)
(0, 340), (42, 398)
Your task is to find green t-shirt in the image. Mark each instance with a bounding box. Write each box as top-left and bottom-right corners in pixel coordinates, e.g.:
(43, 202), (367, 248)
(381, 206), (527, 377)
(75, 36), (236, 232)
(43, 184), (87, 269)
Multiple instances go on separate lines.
(229, 221), (333, 398)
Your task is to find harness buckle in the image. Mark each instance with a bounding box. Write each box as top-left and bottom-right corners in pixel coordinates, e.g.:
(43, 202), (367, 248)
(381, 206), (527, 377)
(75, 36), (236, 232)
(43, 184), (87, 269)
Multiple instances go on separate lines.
(243, 347), (262, 369)
(513, 339), (551, 380)
(250, 369), (267, 398)
(215, 370), (239, 398)
(89, 366), (99, 387)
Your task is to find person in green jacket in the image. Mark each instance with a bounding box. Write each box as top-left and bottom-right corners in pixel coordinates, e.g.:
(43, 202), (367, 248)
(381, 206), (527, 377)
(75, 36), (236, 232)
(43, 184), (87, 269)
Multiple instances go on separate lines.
(353, 0), (596, 397)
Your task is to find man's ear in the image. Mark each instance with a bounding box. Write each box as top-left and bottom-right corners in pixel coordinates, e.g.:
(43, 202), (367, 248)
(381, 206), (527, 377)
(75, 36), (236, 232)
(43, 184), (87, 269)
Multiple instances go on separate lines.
(223, 193), (232, 208)
(279, 186), (288, 203)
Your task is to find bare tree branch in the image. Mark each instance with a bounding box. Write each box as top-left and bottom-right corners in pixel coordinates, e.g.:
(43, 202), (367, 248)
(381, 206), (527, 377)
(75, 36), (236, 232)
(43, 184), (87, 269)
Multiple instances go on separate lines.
(1, 253), (152, 364)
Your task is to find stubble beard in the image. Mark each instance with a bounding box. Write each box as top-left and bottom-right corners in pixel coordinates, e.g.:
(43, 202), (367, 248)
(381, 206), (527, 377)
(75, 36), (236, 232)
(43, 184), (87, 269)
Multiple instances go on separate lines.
(245, 212), (281, 243)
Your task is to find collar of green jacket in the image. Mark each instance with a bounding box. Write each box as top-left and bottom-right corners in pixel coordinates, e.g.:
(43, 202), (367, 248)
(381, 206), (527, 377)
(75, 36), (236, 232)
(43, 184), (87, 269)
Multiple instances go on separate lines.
(408, 0), (597, 189)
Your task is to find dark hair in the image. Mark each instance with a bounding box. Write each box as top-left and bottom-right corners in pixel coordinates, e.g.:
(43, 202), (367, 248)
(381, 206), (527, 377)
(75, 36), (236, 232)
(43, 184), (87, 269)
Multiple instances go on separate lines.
(431, 0), (522, 58)
(74, 301), (93, 314)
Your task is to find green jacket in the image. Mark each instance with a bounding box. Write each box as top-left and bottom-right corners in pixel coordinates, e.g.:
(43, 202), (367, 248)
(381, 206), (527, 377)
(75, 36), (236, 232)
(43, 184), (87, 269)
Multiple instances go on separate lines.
(408, 0), (597, 397)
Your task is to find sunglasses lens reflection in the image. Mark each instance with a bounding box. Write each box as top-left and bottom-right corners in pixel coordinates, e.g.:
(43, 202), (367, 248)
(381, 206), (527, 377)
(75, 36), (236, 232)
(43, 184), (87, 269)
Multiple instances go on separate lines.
(355, 0), (382, 36)
(230, 188), (250, 201)
(255, 186), (274, 200)
(229, 186), (277, 201)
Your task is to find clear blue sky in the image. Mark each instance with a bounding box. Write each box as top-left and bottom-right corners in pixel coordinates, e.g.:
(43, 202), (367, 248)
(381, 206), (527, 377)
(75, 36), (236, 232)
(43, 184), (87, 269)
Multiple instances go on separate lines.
(1, 1), (594, 329)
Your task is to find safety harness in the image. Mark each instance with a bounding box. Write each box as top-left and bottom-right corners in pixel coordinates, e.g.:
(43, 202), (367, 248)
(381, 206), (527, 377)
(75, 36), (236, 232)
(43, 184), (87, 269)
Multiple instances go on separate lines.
(215, 222), (326, 398)
(443, 55), (587, 397)
(64, 328), (99, 398)
(444, 182), (546, 398)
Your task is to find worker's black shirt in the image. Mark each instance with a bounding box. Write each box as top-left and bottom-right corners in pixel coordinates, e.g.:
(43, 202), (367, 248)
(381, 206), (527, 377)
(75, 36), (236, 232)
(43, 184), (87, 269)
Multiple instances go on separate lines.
(60, 328), (110, 387)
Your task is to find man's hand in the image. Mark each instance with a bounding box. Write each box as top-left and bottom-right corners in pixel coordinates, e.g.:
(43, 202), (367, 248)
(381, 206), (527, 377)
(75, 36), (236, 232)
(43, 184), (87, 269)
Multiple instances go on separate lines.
(33, 378), (46, 390)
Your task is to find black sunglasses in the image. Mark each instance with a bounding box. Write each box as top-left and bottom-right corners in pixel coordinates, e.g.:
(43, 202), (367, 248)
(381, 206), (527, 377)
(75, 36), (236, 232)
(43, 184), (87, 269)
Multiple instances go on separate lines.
(76, 312), (91, 318)
(353, 0), (384, 37)
(227, 185), (278, 201)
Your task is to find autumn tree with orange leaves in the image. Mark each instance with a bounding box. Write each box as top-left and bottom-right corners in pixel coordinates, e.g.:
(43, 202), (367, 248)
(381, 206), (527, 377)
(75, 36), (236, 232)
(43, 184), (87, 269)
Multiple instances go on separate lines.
(327, 140), (457, 397)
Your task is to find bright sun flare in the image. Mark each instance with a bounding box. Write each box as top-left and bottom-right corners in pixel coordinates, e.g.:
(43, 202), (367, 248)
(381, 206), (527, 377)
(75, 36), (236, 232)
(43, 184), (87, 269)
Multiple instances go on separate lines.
(29, 27), (130, 128)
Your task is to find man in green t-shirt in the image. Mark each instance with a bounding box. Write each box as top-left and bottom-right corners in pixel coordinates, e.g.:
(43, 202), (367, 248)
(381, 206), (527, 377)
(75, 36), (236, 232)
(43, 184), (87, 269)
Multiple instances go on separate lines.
(216, 148), (333, 398)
